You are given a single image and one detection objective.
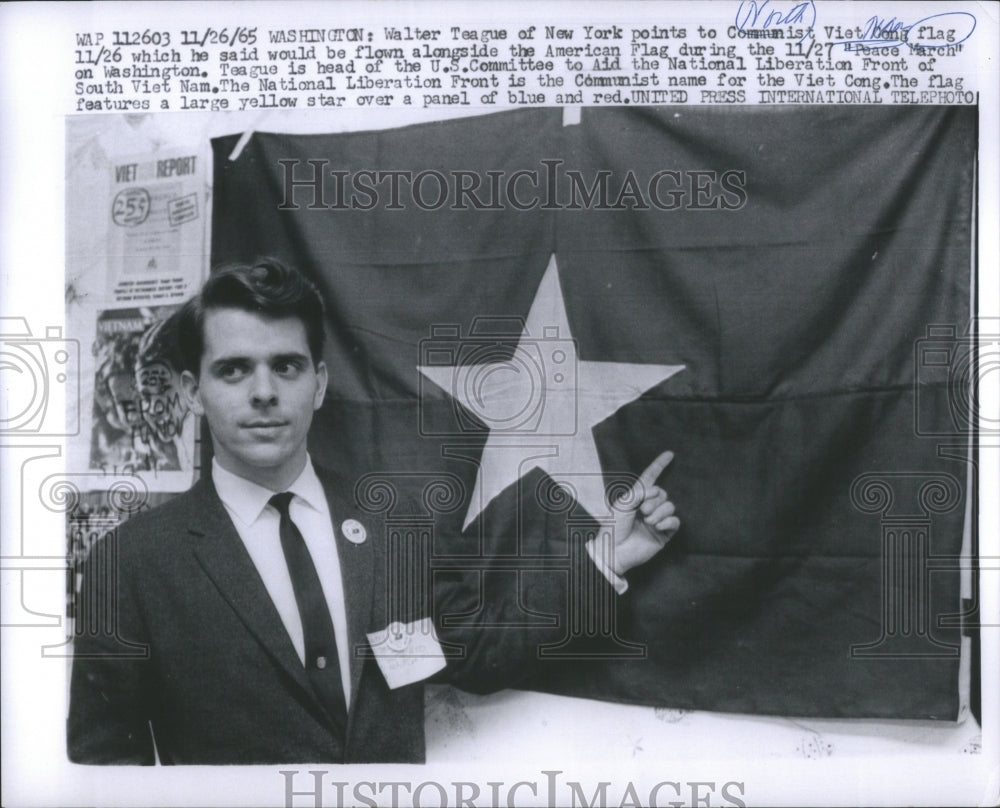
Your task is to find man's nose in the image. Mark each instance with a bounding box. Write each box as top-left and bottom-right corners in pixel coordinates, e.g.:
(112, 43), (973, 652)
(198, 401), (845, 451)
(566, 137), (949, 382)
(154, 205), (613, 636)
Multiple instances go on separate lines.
(249, 368), (278, 406)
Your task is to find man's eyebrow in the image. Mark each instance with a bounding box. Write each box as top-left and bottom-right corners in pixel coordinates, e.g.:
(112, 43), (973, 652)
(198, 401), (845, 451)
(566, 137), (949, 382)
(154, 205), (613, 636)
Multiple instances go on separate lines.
(206, 351), (311, 371)
(207, 355), (250, 372)
(271, 352), (310, 364)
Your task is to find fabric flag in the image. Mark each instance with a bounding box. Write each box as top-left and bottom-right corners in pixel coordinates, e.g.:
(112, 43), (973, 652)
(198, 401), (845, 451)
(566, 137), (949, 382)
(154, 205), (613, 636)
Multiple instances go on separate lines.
(210, 106), (974, 719)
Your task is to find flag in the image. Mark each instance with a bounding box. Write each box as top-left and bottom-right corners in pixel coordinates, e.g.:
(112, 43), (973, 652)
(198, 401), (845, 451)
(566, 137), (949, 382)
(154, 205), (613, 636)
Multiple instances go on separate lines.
(210, 105), (974, 719)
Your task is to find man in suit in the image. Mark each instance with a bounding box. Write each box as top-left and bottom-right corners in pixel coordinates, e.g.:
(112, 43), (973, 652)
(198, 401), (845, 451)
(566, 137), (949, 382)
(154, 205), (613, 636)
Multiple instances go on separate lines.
(68, 259), (680, 764)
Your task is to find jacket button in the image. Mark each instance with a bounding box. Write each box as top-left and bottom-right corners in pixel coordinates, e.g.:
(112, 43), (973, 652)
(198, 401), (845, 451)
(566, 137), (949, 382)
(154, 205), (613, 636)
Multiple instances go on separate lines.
(316, 656), (327, 669)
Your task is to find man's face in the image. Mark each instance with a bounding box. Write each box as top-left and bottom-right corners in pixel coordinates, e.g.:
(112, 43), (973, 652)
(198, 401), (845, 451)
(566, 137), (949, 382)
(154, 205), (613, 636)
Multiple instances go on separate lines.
(181, 308), (327, 490)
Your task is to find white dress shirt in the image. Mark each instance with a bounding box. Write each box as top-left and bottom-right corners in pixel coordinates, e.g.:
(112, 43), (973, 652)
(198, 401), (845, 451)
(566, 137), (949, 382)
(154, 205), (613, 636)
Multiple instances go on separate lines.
(212, 456), (353, 707)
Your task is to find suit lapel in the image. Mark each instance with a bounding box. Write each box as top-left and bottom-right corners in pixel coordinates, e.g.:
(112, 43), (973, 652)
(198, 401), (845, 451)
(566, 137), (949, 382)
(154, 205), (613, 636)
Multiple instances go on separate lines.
(318, 470), (376, 713)
(186, 478), (322, 711)
(186, 471), (380, 746)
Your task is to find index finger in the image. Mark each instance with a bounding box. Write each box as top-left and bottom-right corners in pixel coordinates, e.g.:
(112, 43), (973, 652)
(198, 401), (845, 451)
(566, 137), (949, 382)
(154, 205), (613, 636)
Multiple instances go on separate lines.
(637, 450), (674, 491)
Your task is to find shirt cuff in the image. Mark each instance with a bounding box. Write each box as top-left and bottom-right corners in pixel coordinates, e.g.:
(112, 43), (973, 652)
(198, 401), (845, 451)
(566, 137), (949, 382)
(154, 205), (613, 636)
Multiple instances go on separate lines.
(585, 538), (629, 595)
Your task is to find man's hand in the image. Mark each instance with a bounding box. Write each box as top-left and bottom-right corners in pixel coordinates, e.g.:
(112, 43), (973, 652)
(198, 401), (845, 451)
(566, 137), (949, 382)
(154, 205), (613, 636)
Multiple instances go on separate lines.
(607, 451), (679, 577)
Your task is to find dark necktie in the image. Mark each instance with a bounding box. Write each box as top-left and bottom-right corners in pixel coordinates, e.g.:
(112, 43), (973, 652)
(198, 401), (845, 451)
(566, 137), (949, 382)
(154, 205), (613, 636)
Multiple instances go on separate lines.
(269, 492), (348, 738)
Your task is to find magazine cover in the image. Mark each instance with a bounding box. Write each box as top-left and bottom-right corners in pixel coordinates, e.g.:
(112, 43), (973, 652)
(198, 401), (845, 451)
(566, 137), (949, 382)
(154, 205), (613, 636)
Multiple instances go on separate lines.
(88, 306), (194, 480)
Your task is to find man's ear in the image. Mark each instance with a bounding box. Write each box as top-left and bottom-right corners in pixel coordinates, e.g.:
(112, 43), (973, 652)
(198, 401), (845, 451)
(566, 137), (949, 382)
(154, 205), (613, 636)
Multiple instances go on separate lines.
(180, 369), (205, 417)
(313, 361), (328, 410)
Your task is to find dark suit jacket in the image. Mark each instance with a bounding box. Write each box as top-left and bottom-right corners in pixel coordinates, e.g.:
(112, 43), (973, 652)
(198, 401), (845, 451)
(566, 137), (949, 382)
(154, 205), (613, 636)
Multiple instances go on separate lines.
(68, 468), (427, 764)
(68, 467), (617, 764)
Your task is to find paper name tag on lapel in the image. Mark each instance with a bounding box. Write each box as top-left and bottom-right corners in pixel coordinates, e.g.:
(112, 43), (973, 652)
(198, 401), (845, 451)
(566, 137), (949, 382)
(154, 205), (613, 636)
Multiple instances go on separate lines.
(366, 617), (447, 690)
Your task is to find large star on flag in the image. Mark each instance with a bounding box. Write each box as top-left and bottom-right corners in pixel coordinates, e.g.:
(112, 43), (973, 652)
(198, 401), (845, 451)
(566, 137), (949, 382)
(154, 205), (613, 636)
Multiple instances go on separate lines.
(419, 255), (685, 530)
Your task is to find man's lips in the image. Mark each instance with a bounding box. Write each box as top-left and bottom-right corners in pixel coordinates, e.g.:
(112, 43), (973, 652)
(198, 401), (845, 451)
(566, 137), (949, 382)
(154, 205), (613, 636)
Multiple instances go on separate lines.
(242, 420), (289, 429)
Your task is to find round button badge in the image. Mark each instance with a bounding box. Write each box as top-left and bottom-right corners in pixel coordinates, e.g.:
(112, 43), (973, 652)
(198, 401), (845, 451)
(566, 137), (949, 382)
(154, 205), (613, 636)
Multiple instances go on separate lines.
(341, 519), (367, 544)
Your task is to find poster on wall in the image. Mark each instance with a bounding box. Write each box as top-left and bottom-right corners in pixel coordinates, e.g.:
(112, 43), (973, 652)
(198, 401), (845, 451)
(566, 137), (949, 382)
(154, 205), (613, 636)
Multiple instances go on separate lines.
(87, 305), (195, 490)
(106, 151), (204, 306)
(63, 143), (208, 492)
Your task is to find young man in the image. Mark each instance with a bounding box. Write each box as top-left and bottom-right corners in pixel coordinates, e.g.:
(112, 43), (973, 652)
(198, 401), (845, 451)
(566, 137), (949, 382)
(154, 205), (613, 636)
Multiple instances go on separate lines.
(68, 259), (679, 764)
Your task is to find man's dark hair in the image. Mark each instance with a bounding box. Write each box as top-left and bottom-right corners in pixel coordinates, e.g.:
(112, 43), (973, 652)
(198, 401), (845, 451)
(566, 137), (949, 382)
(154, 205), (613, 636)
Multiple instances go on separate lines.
(176, 258), (326, 375)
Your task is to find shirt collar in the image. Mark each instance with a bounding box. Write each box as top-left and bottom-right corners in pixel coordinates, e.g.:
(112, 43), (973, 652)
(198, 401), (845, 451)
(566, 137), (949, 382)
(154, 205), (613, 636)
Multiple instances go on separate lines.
(212, 456), (328, 526)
